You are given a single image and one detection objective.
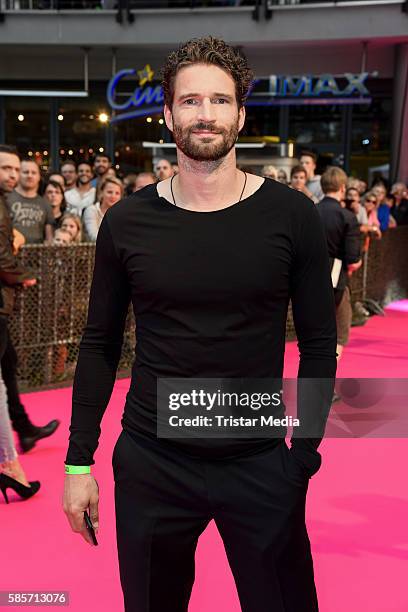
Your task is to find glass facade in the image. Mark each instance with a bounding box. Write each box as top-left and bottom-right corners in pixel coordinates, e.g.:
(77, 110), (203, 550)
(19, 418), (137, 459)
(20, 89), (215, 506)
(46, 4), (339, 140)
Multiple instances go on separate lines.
(289, 104), (343, 146)
(5, 97), (50, 167)
(0, 77), (393, 181)
(242, 107), (280, 139)
(350, 96), (392, 179)
(57, 97), (107, 163)
(113, 112), (166, 175)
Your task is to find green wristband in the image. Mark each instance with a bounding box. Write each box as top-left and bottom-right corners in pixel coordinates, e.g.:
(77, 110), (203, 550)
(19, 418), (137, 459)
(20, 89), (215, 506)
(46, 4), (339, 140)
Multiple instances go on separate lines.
(65, 464), (91, 475)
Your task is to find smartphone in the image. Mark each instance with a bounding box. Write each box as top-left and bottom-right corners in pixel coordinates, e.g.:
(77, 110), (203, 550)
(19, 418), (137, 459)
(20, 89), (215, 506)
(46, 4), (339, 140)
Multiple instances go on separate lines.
(84, 510), (98, 546)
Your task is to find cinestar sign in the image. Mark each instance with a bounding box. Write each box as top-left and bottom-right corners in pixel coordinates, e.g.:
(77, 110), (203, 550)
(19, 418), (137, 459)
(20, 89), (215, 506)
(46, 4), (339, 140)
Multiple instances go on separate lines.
(107, 65), (164, 124)
(107, 68), (371, 123)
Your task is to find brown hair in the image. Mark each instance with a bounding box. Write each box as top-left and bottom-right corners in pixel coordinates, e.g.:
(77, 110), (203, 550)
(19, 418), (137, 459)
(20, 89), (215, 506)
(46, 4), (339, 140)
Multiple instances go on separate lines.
(45, 180), (67, 213)
(321, 166), (348, 194)
(161, 36), (254, 109)
(300, 150), (317, 164)
(0, 144), (19, 157)
(290, 164), (307, 179)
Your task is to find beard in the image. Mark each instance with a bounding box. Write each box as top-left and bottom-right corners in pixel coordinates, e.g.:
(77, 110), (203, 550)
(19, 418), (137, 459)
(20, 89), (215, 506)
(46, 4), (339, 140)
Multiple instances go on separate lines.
(0, 180), (16, 193)
(172, 119), (239, 162)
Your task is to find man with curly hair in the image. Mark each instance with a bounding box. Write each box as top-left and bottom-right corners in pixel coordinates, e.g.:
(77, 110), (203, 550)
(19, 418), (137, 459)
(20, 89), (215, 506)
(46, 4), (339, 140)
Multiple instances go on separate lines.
(64, 37), (337, 611)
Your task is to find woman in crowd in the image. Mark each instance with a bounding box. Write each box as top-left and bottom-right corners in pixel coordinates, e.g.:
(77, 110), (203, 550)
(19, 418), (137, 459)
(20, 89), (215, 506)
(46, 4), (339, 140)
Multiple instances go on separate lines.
(0, 384), (40, 502)
(362, 191), (382, 238)
(277, 168), (288, 184)
(60, 213), (83, 244)
(372, 182), (387, 207)
(83, 176), (123, 241)
(261, 165), (278, 180)
(44, 180), (67, 230)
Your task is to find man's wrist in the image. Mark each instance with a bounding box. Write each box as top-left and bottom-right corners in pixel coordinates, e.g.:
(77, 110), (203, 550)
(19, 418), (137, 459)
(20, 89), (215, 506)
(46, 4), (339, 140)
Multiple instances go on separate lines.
(64, 464), (91, 475)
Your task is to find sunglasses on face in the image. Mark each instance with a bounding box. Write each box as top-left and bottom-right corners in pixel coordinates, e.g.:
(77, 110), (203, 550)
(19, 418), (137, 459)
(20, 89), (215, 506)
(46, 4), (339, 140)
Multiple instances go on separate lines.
(366, 199), (377, 204)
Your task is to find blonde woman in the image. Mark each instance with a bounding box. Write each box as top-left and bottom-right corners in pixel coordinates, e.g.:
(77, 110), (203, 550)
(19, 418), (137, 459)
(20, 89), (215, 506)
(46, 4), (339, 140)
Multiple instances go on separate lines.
(0, 371), (40, 503)
(83, 177), (124, 242)
(363, 191), (382, 238)
(261, 165), (278, 180)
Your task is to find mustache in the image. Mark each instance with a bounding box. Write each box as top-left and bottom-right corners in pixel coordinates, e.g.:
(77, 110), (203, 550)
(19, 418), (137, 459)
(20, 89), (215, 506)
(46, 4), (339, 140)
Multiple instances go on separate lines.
(189, 123), (223, 133)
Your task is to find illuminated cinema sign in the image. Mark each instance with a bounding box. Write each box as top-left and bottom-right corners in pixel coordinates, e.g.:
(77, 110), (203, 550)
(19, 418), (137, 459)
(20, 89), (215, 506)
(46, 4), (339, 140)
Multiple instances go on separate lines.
(269, 73), (369, 97)
(107, 67), (371, 123)
(107, 64), (164, 123)
(248, 72), (371, 106)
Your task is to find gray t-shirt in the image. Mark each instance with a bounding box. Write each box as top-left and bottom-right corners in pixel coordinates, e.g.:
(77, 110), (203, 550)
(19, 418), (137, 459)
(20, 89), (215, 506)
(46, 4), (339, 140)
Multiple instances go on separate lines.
(307, 175), (324, 202)
(7, 190), (55, 244)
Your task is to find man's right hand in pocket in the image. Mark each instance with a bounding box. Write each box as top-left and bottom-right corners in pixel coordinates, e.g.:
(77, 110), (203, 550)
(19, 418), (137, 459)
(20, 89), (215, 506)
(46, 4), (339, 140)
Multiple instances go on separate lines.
(63, 474), (99, 545)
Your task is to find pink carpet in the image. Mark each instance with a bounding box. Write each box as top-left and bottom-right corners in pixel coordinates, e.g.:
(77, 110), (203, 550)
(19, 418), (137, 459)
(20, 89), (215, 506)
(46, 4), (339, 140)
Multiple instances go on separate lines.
(1, 301), (408, 611)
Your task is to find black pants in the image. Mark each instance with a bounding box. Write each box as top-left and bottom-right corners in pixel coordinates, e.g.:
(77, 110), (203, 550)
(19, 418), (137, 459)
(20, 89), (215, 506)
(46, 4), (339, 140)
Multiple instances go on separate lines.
(113, 430), (320, 612)
(0, 318), (28, 434)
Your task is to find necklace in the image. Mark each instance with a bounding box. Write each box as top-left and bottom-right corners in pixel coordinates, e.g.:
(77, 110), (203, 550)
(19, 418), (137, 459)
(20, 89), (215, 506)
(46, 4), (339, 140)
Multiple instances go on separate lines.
(170, 170), (247, 209)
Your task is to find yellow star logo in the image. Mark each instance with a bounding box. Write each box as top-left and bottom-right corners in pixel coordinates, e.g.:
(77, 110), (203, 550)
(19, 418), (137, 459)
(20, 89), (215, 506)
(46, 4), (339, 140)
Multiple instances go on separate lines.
(137, 64), (154, 87)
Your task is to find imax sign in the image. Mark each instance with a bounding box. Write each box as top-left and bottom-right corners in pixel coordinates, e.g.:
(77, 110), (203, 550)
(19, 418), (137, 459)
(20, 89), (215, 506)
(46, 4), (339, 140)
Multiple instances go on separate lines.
(266, 72), (370, 97)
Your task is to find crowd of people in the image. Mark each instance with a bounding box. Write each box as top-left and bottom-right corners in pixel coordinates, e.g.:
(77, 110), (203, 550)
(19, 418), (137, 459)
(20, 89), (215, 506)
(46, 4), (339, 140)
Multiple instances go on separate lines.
(2, 153), (172, 249)
(260, 151), (408, 233)
(2, 147), (408, 255)
(260, 153), (408, 389)
(0, 140), (407, 503)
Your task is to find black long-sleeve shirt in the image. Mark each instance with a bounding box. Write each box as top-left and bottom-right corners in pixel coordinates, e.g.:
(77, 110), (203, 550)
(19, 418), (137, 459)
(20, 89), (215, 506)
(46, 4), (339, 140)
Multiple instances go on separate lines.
(65, 179), (337, 466)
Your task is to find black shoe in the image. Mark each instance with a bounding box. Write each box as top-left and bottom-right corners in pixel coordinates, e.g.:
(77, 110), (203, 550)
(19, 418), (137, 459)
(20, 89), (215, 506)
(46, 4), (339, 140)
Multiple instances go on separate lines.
(331, 392), (342, 404)
(0, 473), (41, 504)
(19, 419), (61, 453)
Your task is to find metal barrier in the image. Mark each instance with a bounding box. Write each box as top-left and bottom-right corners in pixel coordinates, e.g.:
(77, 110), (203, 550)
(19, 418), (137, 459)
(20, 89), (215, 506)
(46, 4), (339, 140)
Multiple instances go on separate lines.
(8, 226), (408, 391)
(8, 243), (135, 390)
